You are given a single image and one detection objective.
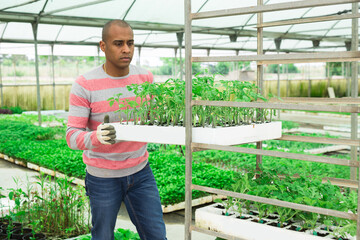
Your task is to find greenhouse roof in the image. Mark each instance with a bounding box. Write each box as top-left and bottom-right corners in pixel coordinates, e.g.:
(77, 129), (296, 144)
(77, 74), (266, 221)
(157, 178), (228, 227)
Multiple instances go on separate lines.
(0, 0), (358, 56)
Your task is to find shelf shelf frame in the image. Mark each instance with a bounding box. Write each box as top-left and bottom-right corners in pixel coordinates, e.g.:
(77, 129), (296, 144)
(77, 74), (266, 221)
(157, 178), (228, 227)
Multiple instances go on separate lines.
(184, 0), (360, 239)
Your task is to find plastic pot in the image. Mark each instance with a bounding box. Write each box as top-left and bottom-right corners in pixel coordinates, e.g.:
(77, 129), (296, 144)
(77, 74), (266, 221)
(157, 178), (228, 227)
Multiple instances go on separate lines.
(22, 233), (46, 240)
(0, 233), (8, 240)
(11, 228), (32, 240)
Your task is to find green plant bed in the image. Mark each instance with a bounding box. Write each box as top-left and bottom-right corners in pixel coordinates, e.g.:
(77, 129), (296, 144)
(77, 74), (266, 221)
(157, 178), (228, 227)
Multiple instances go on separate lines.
(0, 106), (24, 115)
(0, 114), (350, 181)
(193, 131), (350, 180)
(0, 115), (234, 206)
(210, 169), (357, 239)
(0, 114), (355, 238)
(149, 149), (234, 205)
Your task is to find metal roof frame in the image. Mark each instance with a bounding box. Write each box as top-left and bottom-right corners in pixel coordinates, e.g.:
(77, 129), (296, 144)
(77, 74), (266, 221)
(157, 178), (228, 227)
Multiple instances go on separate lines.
(0, 0), (357, 54)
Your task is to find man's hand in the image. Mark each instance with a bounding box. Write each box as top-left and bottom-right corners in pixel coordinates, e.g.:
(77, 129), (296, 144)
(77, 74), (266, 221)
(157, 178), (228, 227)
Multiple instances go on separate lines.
(96, 115), (116, 145)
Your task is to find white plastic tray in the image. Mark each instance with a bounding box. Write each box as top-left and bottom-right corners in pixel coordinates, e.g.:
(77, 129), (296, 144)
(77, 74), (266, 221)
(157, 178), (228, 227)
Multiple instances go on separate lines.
(195, 203), (343, 240)
(108, 121), (282, 145)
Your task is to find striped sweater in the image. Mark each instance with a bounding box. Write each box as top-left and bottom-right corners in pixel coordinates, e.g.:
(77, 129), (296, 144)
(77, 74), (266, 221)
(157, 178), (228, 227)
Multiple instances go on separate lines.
(66, 64), (153, 178)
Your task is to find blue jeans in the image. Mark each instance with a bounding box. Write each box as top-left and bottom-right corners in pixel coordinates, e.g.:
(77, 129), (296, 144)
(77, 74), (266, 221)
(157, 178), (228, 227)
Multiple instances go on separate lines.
(85, 163), (167, 240)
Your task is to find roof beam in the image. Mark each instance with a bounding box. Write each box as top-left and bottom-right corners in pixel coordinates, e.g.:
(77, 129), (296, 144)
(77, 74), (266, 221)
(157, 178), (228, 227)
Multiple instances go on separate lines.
(0, 38), (345, 53)
(0, 10), (356, 44)
(192, 0), (360, 20)
(259, 13), (360, 28)
(43, 0), (114, 16)
(1, 39), (311, 52)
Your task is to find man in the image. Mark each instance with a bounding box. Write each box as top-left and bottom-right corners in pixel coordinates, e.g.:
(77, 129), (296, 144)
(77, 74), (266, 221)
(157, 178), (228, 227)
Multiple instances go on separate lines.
(66, 19), (167, 240)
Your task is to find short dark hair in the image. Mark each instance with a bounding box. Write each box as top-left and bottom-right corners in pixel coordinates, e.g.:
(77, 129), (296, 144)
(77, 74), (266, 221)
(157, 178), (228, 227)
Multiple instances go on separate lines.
(102, 20), (133, 42)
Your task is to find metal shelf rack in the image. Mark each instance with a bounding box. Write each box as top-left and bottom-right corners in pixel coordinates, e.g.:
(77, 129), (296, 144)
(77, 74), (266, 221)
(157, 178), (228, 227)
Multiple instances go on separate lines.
(183, 0), (360, 239)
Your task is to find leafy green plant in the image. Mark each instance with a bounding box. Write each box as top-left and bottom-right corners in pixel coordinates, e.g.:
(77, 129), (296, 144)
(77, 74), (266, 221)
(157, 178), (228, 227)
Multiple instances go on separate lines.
(75, 228), (140, 240)
(275, 207), (298, 228)
(214, 197), (234, 216)
(114, 228), (141, 240)
(108, 75), (275, 127)
(4, 174), (91, 238)
(332, 219), (356, 240)
(281, 120), (299, 130)
(0, 106), (24, 114)
(249, 184), (277, 223)
(231, 173), (251, 217)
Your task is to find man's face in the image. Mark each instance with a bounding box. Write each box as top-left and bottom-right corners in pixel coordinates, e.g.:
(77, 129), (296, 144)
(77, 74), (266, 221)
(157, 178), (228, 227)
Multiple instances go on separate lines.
(100, 24), (134, 73)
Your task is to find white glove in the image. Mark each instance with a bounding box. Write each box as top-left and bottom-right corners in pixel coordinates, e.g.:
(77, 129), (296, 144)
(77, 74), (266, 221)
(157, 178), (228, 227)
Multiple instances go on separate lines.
(96, 115), (116, 145)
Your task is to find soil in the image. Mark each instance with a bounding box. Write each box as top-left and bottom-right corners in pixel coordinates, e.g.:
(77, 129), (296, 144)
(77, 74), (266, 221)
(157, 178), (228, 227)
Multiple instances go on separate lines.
(265, 215), (278, 220)
(251, 219), (267, 224)
(313, 231), (329, 237)
(321, 226), (333, 232)
(288, 225), (306, 232)
(267, 222), (289, 228)
(214, 204), (224, 209)
(249, 211), (259, 216)
(221, 211), (234, 216)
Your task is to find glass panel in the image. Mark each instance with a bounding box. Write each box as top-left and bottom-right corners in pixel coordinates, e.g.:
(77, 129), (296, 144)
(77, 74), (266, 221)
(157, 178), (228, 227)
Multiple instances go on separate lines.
(325, 29), (351, 37)
(0, 22), (6, 37)
(56, 26), (101, 42)
(53, 45), (99, 56)
(5, 0), (45, 13)
(125, 0), (187, 24)
(263, 9), (309, 22)
(0, 43), (34, 55)
(0, 0), (32, 10)
(289, 21), (335, 33)
(37, 24), (63, 41)
(3, 22), (33, 40)
(53, 0), (133, 19)
(140, 32), (177, 47)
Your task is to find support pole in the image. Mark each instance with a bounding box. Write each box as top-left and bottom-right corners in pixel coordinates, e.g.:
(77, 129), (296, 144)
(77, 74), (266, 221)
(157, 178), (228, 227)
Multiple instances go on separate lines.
(206, 48), (211, 73)
(97, 46), (101, 66)
(327, 62), (331, 93)
(0, 54), (3, 108)
(32, 20), (42, 126)
(51, 44), (56, 110)
(256, 0), (264, 176)
(308, 64), (311, 97)
(350, 3), (360, 239)
(184, 0), (193, 239)
(235, 50), (239, 80)
(351, 2), (359, 184)
(177, 32), (184, 81)
(137, 46), (141, 67)
(275, 38), (281, 119)
(286, 63), (289, 97)
(174, 48), (177, 78)
(346, 41), (352, 97)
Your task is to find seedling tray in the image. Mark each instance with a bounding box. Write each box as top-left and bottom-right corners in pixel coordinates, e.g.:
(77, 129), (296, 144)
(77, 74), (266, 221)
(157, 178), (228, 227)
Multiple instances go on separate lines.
(195, 203), (349, 240)
(108, 121), (282, 145)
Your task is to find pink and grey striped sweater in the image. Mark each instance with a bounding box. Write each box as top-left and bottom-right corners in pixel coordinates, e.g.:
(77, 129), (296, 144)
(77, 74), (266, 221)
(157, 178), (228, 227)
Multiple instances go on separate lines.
(66, 64), (153, 178)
